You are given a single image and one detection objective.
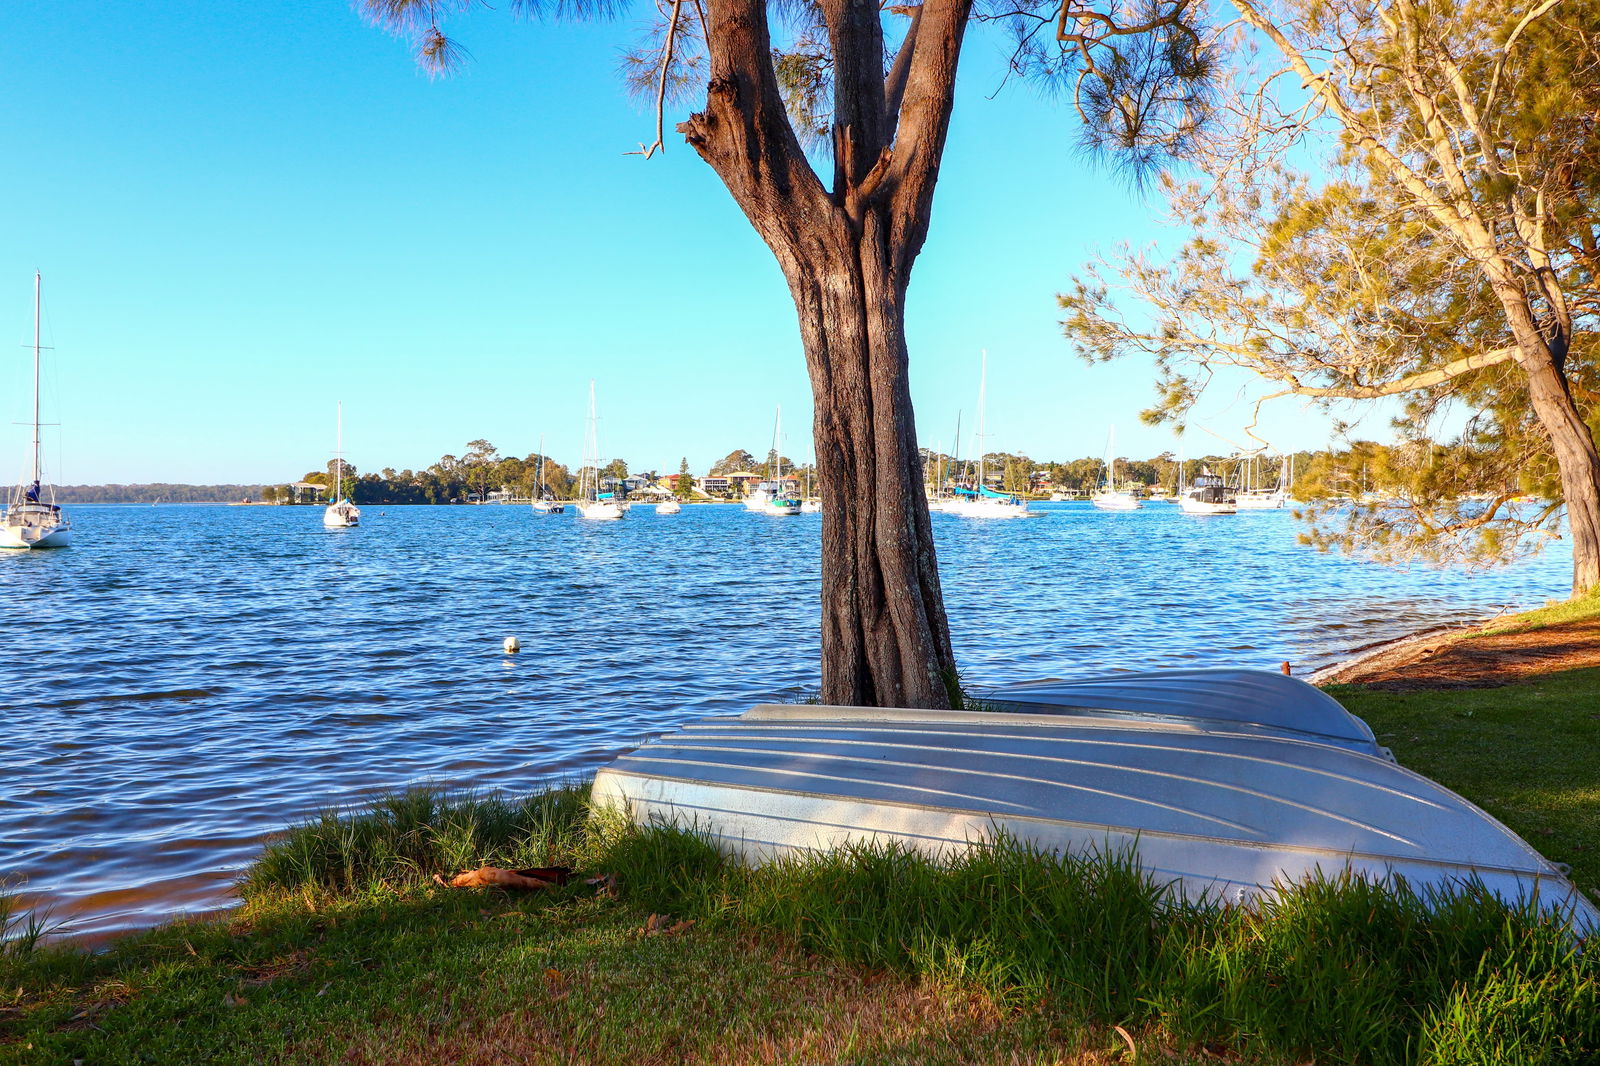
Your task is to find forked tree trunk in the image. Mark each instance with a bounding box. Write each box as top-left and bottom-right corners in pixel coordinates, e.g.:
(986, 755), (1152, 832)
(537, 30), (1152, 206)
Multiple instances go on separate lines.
(679, 0), (971, 706)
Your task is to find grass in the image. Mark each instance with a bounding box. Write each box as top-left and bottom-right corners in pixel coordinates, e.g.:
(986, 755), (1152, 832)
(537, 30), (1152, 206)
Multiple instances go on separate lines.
(1477, 590), (1600, 636)
(7, 752), (1599, 1065)
(6, 643), (1600, 1065)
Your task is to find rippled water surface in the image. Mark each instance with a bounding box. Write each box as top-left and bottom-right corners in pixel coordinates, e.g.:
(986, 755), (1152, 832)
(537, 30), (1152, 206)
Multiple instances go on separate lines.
(1, 502), (1574, 939)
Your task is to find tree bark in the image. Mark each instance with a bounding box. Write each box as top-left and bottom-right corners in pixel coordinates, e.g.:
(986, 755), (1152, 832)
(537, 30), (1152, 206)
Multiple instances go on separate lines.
(790, 210), (958, 707)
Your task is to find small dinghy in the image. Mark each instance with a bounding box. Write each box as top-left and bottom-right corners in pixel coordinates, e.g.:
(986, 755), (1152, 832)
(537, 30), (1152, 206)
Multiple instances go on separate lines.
(985, 668), (1391, 758)
(592, 670), (1597, 934)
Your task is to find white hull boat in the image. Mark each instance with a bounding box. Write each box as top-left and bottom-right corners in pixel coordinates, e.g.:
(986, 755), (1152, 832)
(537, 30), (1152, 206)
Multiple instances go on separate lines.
(763, 497), (801, 516)
(4, 274), (73, 550)
(322, 403), (361, 528)
(577, 500), (624, 520)
(1180, 471), (1236, 515)
(531, 436), (565, 513)
(1091, 427), (1143, 511)
(656, 499), (682, 515)
(323, 500), (360, 528)
(1180, 496), (1238, 515)
(1235, 491), (1287, 510)
(576, 382), (626, 521)
(945, 494), (1030, 518)
(1090, 492), (1141, 511)
(592, 669), (1598, 934)
(1, 502), (71, 549)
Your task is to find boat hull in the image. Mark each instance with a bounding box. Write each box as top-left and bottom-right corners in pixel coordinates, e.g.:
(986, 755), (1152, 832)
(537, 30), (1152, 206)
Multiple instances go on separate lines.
(593, 684), (1598, 934)
(1, 505), (72, 549)
(944, 498), (1029, 519)
(323, 503), (361, 527)
(1091, 493), (1142, 511)
(1180, 497), (1237, 514)
(578, 501), (625, 520)
(0, 523), (71, 549)
(656, 501), (682, 515)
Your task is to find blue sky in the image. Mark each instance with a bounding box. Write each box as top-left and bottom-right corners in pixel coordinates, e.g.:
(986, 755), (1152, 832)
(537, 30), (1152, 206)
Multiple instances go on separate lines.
(2, 1), (1352, 484)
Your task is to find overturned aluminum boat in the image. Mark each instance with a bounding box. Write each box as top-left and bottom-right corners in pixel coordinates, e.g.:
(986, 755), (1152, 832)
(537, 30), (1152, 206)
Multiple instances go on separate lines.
(592, 670), (1598, 933)
(985, 668), (1392, 759)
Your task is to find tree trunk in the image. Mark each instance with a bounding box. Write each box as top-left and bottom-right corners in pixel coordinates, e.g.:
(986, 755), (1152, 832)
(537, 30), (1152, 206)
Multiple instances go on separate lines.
(785, 210), (958, 707)
(678, 0), (972, 707)
(1517, 347), (1600, 596)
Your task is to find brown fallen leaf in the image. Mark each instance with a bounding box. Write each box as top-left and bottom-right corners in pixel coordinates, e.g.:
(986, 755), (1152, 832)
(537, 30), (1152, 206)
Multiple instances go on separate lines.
(515, 865), (574, 885)
(641, 913), (695, 936)
(585, 872), (619, 898)
(439, 866), (558, 890)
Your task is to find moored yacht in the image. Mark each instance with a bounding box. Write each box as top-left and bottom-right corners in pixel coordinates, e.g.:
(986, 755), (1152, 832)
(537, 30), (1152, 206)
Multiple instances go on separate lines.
(2, 273), (72, 550)
(576, 382), (625, 520)
(1180, 470), (1237, 514)
(322, 403), (361, 528)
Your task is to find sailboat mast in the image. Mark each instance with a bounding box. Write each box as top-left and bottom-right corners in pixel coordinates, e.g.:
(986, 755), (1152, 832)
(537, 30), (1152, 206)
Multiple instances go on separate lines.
(334, 402), (343, 501)
(31, 272), (41, 486)
(585, 380), (599, 501)
(974, 350), (988, 491)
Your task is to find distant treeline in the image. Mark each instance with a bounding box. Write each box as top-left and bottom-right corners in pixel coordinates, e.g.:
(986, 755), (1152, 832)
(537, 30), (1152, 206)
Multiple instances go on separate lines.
(50, 484), (267, 504)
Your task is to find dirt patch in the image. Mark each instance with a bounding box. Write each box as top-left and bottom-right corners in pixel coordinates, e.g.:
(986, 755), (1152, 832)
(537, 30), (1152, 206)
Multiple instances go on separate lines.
(1316, 617), (1600, 690)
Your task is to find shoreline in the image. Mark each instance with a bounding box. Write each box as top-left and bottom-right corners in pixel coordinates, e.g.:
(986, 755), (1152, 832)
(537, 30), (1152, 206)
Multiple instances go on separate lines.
(1303, 620), (1486, 685)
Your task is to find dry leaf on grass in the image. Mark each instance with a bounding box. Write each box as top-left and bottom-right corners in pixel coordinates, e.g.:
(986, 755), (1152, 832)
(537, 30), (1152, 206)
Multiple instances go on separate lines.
(433, 865), (572, 890)
(640, 913), (695, 936)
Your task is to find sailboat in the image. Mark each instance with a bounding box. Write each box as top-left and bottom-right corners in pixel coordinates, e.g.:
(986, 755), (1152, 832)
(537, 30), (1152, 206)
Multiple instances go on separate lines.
(800, 465), (820, 513)
(750, 406), (801, 516)
(530, 435), (566, 514)
(1236, 453), (1293, 510)
(2, 273), (72, 549)
(1090, 426), (1142, 511)
(928, 416), (961, 513)
(576, 381), (624, 520)
(946, 351), (1029, 519)
(322, 403), (361, 528)
(657, 463), (683, 514)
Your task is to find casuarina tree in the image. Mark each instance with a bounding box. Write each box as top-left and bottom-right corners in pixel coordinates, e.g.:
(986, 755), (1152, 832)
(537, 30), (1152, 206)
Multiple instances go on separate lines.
(362, 0), (1211, 706)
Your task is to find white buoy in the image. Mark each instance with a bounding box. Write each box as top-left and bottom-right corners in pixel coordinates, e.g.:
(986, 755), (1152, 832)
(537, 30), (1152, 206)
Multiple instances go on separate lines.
(503, 636), (521, 654)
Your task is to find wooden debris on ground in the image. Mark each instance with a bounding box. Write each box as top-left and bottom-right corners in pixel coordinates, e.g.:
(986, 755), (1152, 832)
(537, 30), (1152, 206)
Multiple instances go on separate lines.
(433, 865), (574, 890)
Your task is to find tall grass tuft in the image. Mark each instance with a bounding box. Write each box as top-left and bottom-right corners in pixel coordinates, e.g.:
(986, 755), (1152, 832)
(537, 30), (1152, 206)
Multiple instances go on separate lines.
(1, 882), (52, 956)
(242, 784), (591, 898)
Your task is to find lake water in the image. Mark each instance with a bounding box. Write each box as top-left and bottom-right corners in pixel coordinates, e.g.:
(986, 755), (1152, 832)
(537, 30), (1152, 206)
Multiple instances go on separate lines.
(1, 501), (1574, 941)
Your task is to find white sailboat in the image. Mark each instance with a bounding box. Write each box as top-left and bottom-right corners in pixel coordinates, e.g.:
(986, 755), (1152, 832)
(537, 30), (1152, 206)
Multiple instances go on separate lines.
(322, 403), (361, 528)
(530, 434), (566, 514)
(946, 351), (1028, 519)
(1236, 453), (1293, 510)
(577, 382), (624, 520)
(657, 465), (682, 514)
(749, 406), (801, 516)
(800, 465), (820, 513)
(2, 273), (72, 549)
(1090, 426), (1142, 511)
